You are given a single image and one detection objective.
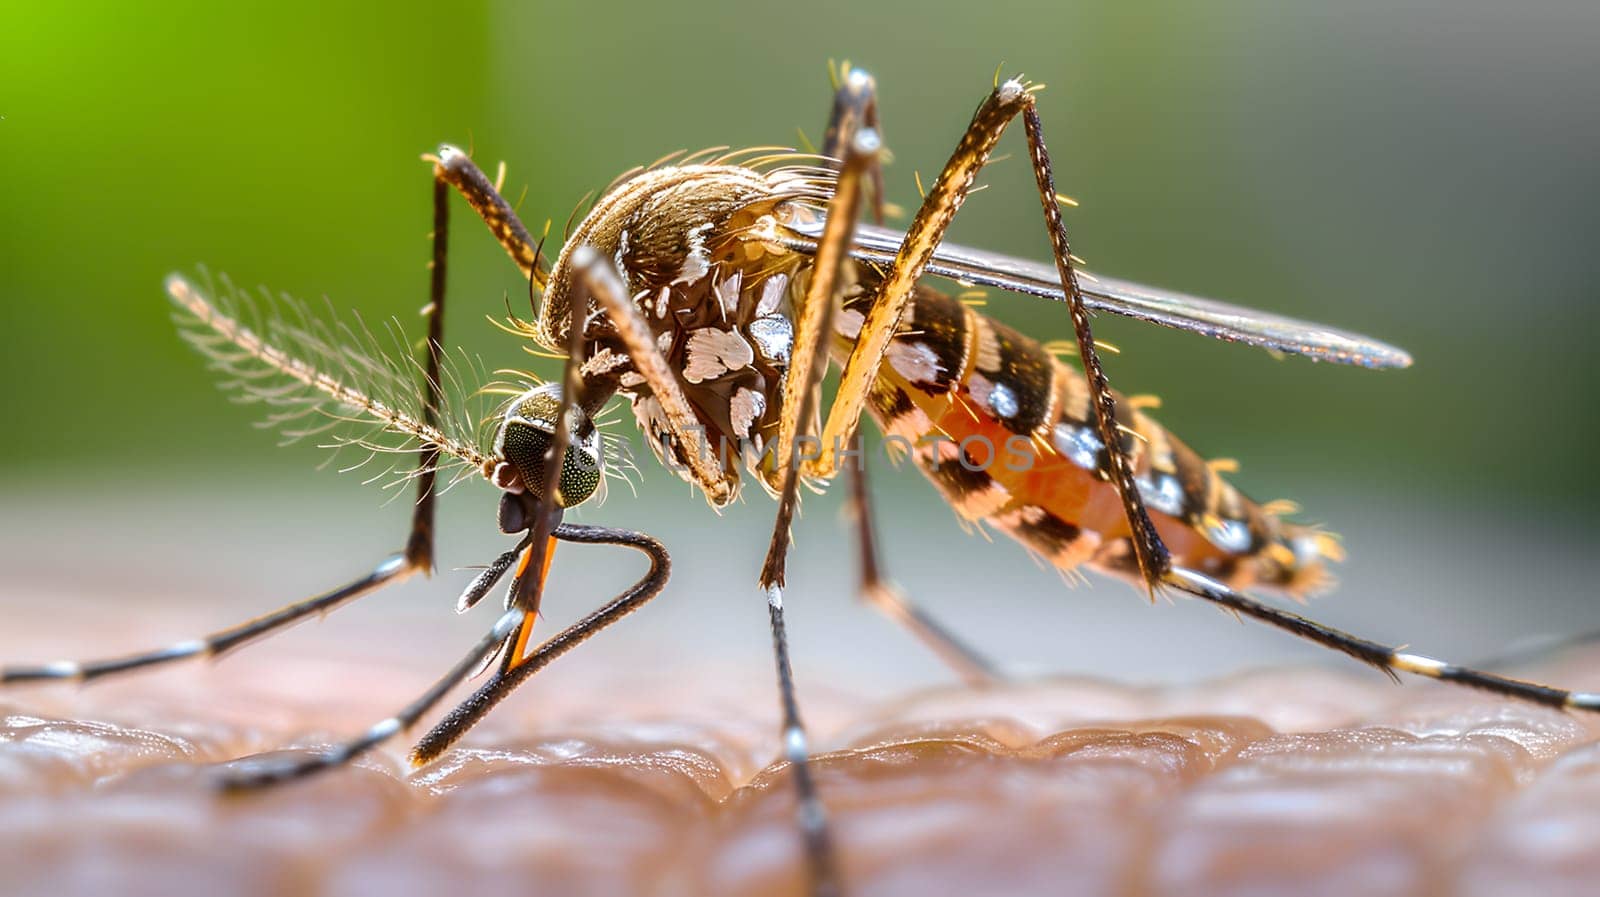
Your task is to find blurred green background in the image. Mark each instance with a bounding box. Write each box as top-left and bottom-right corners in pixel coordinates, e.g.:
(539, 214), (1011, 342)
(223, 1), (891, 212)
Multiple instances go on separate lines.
(1, 0), (1597, 690)
(3, 0), (1596, 497)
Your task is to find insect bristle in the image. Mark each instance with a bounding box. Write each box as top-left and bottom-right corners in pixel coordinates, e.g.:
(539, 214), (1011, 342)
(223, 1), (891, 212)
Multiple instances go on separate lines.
(167, 271), (495, 487)
(1258, 498), (1302, 518)
(561, 190), (598, 242)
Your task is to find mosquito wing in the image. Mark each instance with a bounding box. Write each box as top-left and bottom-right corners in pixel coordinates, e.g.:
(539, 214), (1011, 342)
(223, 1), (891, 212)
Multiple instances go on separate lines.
(783, 219), (1412, 369)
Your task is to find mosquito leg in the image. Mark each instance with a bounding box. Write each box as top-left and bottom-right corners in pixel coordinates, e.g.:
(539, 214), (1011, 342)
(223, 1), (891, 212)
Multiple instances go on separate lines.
(426, 145), (550, 288)
(117, 257), (481, 689)
(821, 63), (886, 225)
(217, 604), (527, 789)
(821, 68), (1000, 686)
(809, 75), (1170, 593)
(407, 144), (560, 570)
(410, 522), (671, 765)
(768, 72), (879, 492)
(807, 78), (1017, 479)
(426, 143), (577, 598)
(746, 91), (884, 897)
(1016, 97), (1169, 591)
(430, 149), (742, 505)
(150, 258), (486, 683)
(223, 294), (594, 789)
(423, 144), (559, 571)
(764, 116), (880, 583)
(405, 162), (453, 571)
(423, 145), (556, 605)
(848, 444), (1002, 686)
(2, 554), (415, 685)
(1164, 567), (1600, 711)
(48, 152), (521, 678)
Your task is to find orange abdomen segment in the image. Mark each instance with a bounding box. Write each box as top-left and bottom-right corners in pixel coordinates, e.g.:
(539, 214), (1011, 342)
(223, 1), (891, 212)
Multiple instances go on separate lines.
(853, 284), (1339, 597)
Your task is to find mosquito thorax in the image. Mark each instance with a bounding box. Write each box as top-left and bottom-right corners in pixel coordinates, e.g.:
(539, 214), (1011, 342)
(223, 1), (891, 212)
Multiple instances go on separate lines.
(538, 164), (825, 350)
(492, 384), (603, 515)
(534, 163), (835, 502)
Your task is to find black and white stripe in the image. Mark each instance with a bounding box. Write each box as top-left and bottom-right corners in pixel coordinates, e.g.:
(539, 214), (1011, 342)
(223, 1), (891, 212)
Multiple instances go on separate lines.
(1166, 567), (1600, 712)
(2, 553), (415, 686)
(217, 606), (526, 789)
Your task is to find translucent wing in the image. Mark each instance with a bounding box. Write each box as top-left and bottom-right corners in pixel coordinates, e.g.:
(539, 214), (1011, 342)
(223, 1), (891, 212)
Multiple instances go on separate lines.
(782, 219), (1413, 369)
(166, 271), (497, 495)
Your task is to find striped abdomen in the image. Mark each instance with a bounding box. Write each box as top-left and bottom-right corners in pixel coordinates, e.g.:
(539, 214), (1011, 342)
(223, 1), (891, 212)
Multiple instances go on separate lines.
(835, 281), (1341, 597)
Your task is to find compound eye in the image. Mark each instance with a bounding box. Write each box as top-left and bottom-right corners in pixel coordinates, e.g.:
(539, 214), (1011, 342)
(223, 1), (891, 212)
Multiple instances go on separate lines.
(495, 385), (603, 509)
(556, 444), (603, 506)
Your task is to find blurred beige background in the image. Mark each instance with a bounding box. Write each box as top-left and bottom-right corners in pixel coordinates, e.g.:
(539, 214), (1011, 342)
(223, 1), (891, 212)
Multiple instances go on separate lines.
(1, 0), (1597, 697)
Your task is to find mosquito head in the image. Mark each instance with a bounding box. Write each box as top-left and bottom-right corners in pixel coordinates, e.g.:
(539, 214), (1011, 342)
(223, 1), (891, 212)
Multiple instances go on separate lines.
(490, 384), (603, 527)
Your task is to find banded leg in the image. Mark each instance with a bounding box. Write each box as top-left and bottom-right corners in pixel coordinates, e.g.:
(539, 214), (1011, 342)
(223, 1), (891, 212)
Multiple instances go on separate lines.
(218, 604), (526, 788)
(1165, 567), (1600, 711)
(822, 62), (887, 226)
(426, 145), (550, 290)
(808, 74), (1170, 592)
(2, 554), (415, 685)
(752, 78), (885, 897)
(429, 146), (619, 676)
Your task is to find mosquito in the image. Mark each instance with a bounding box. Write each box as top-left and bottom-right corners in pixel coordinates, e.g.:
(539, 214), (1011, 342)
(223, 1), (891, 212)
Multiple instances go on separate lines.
(5, 64), (1595, 897)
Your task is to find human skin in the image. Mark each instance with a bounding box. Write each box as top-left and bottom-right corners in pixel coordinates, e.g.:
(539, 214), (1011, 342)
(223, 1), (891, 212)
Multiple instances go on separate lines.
(4, 627), (1599, 897)
(1, 477), (1596, 896)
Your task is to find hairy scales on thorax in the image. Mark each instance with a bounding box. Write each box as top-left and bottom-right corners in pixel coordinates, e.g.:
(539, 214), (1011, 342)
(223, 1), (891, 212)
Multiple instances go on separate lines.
(540, 162), (835, 499)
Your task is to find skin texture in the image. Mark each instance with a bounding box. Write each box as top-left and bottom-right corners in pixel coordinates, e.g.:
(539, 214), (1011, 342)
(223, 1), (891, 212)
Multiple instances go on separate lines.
(4, 624), (1599, 897)
(2, 478), (1597, 897)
